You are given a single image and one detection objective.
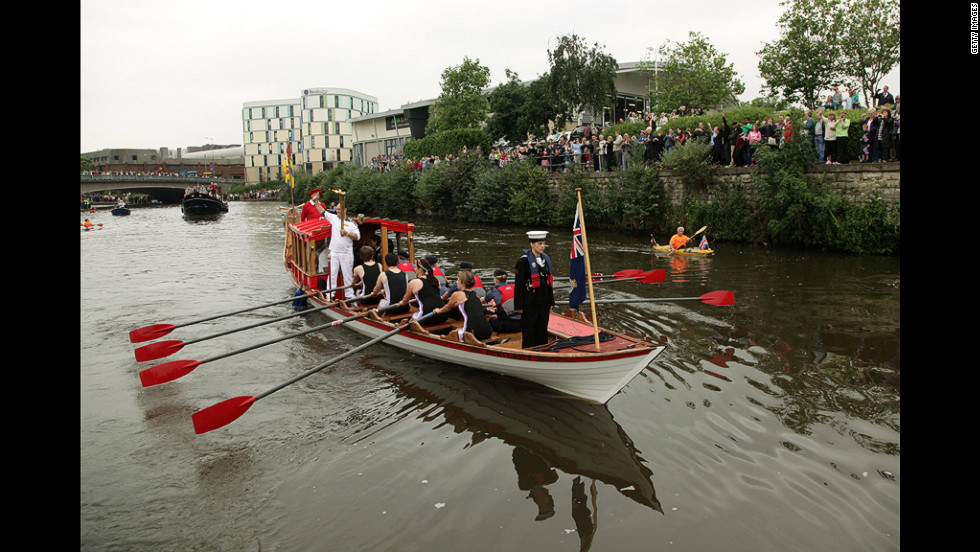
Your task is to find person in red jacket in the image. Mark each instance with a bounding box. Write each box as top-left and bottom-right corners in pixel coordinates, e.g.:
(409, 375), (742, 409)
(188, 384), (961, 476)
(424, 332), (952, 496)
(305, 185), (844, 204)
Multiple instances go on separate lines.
(301, 188), (326, 221)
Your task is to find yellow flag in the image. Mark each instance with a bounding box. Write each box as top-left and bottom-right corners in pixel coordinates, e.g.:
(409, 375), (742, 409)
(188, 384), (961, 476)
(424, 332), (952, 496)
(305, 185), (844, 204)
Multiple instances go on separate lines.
(282, 157), (293, 188)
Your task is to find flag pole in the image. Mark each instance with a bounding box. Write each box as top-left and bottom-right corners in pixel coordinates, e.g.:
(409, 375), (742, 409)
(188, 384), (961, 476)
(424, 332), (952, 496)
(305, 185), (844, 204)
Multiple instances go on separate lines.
(574, 188), (601, 350)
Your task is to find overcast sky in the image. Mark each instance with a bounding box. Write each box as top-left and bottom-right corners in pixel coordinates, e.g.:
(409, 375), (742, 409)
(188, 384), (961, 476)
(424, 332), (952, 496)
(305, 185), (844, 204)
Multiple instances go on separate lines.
(80, 0), (900, 153)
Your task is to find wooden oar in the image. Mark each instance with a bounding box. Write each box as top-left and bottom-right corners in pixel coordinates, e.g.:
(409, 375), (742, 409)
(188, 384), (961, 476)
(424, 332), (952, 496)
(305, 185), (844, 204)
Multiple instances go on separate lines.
(191, 311), (437, 434)
(555, 291), (734, 306)
(553, 269), (644, 282)
(138, 299), (412, 387)
(133, 294), (372, 362)
(587, 269), (666, 285)
(128, 285), (352, 343)
(555, 269), (644, 283)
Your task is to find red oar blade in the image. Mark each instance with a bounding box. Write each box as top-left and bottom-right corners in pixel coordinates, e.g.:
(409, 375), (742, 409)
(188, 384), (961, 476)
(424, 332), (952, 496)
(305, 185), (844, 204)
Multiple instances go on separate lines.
(129, 324), (177, 343)
(612, 269), (643, 279)
(139, 359), (204, 387)
(638, 269), (667, 283)
(701, 291), (735, 306)
(192, 396), (257, 434)
(134, 340), (185, 362)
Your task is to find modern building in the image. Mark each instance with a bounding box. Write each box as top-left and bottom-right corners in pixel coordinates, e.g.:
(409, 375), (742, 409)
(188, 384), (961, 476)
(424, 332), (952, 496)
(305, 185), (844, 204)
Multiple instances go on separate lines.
(349, 99), (432, 167)
(242, 98), (302, 184)
(242, 88), (377, 184)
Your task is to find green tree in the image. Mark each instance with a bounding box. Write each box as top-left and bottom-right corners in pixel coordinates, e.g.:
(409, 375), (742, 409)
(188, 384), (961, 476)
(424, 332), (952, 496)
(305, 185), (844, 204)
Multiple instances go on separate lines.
(547, 33), (619, 125)
(486, 69), (531, 144)
(425, 56), (491, 134)
(642, 31), (745, 112)
(833, 0), (900, 108)
(758, 0), (840, 109)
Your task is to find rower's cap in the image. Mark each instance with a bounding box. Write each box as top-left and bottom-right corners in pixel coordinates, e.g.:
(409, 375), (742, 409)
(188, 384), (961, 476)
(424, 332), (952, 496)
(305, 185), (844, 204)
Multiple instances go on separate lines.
(527, 230), (548, 241)
(493, 269), (507, 277)
(309, 188), (321, 197)
(459, 261), (474, 269)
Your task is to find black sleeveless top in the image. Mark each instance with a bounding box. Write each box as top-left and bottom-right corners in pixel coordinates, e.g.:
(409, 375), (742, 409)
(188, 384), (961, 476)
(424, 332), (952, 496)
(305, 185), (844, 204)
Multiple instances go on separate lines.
(460, 289), (492, 340)
(383, 269), (409, 314)
(360, 263), (381, 295)
(415, 278), (445, 314)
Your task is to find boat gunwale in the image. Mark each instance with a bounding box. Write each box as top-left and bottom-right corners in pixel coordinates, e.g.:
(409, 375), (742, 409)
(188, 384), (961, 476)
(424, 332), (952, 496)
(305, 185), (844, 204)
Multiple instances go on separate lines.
(311, 299), (663, 363)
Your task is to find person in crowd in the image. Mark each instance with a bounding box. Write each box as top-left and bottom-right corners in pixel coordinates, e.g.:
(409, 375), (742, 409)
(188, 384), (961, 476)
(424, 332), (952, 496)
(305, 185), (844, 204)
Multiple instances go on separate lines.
(877, 108), (895, 162)
(514, 231), (554, 348)
(874, 86), (895, 107)
(891, 105), (900, 161)
(835, 111), (850, 164)
(823, 112), (837, 164)
(662, 128), (674, 155)
(435, 271), (493, 341)
(747, 124), (762, 167)
(813, 111), (827, 163)
(604, 136), (615, 171)
(761, 117), (778, 150)
(861, 109), (880, 163)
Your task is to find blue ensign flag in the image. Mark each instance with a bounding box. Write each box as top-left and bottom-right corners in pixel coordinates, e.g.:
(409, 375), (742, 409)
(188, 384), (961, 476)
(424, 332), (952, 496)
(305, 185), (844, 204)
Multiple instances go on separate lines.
(569, 205), (587, 309)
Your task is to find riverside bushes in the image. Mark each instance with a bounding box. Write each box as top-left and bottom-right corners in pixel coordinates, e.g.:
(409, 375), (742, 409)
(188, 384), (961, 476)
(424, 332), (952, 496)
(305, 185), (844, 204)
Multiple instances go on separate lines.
(293, 135), (898, 255)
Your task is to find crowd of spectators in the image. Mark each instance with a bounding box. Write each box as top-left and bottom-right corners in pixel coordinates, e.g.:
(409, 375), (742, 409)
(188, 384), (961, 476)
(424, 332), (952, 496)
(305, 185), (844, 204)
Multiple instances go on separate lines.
(364, 86), (898, 174)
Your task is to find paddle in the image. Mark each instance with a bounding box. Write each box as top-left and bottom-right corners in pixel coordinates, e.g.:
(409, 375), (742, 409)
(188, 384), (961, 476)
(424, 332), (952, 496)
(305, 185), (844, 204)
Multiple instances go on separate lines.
(128, 285), (352, 343)
(137, 299), (412, 387)
(191, 311), (437, 434)
(555, 269), (646, 283)
(588, 269), (666, 285)
(133, 294), (373, 362)
(555, 291), (734, 306)
(668, 226), (707, 255)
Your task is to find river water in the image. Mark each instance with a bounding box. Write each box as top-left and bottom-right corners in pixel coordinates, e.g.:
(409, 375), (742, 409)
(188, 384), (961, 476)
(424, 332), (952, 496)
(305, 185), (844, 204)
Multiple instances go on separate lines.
(80, 201), (899, 551)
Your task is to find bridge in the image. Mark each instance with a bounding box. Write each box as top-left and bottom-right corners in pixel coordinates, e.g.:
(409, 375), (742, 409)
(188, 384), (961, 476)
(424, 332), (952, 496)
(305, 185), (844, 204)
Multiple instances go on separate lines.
(81, 174), (245, 203)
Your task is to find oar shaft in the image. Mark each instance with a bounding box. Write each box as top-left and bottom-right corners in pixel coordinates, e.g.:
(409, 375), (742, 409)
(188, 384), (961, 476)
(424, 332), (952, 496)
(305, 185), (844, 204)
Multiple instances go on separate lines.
(196, 298), (407, 365)
(255, 312), (434, 401)
(182, 295), (369, 347)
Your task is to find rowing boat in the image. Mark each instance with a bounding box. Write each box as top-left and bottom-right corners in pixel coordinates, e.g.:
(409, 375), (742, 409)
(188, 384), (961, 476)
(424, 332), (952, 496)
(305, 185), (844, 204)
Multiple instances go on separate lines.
(283, 208), (665, 404)
(652, 244), (714, 256)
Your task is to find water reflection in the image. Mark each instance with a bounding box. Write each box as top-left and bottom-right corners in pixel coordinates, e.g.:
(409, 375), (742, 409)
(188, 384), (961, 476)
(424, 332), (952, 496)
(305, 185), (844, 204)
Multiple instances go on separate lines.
(362, 359), (662, 546)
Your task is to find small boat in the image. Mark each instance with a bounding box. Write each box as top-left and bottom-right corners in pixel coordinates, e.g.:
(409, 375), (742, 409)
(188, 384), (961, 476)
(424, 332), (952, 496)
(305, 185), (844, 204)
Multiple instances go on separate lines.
(182, 185), (228, 216)
(652, 244), (714, 256)
(283, 208), (665, 404)
(111, 206), (130, 216)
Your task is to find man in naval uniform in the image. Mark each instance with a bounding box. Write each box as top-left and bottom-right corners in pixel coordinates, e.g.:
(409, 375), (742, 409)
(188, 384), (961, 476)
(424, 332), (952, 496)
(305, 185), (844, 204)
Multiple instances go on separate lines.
(513, 230), (555, 348)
